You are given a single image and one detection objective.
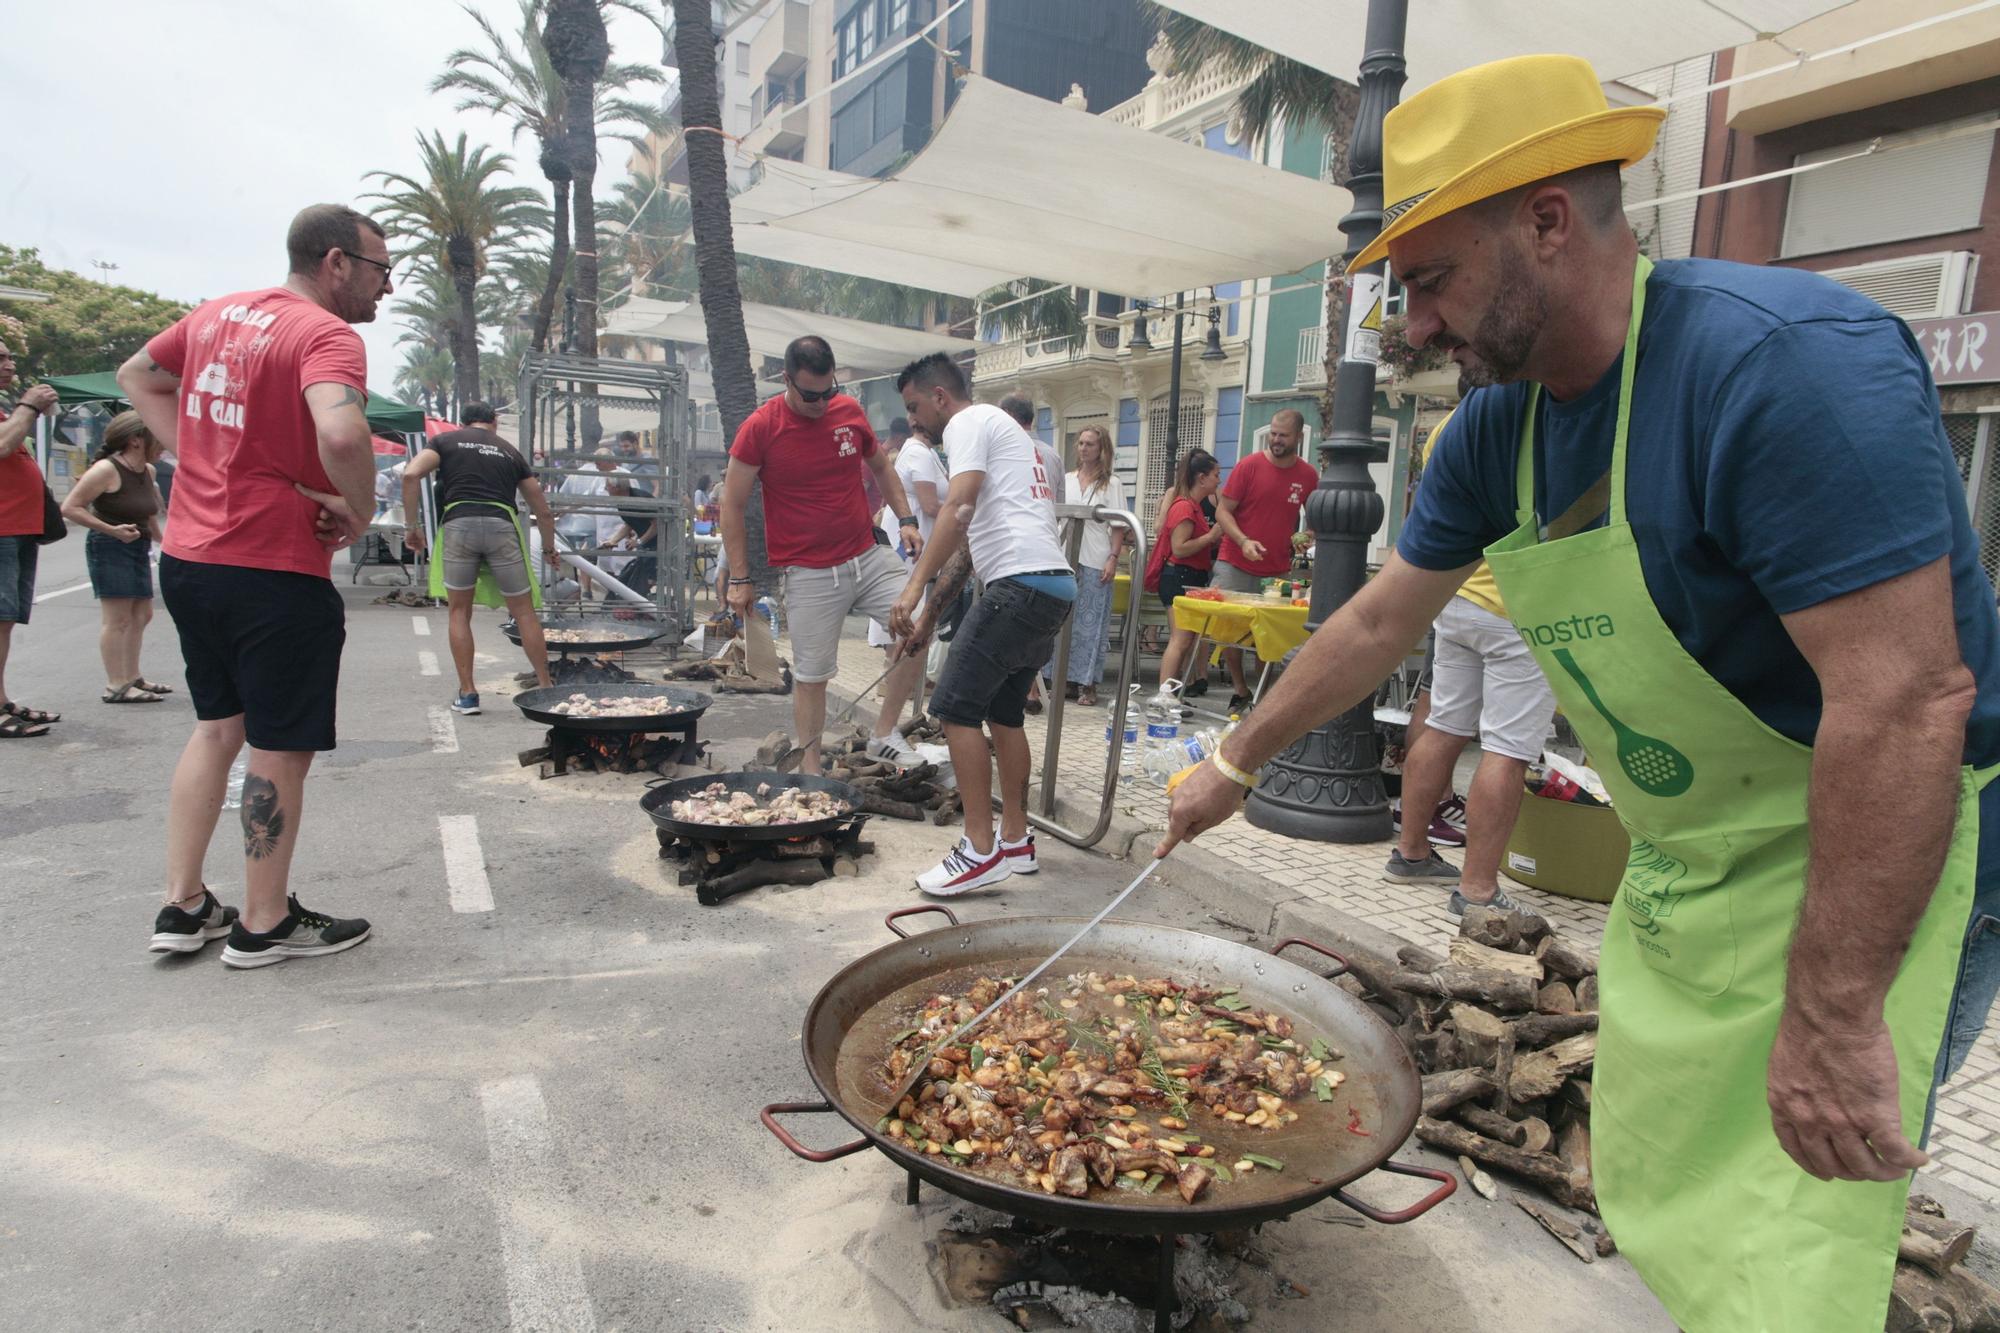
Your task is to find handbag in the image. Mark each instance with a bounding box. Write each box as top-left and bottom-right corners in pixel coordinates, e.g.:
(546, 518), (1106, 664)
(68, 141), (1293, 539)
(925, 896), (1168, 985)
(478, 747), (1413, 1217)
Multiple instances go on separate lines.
(37, 483), (67, 545)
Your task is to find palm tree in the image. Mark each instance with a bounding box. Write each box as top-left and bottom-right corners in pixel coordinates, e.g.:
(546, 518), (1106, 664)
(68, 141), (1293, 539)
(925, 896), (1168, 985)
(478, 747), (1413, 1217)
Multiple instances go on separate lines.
(1141, 3), (1359, 426)
(368, 132), (544, 407)
(607, 166), (694, 301)
(669, 0), (767, 593)
(434, 0), (663, 353)
(397, 343), (456, 415)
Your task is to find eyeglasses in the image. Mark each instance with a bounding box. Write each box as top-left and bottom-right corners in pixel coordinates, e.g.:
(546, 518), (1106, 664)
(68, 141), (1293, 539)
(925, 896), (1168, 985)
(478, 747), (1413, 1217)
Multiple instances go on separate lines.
(332, 249), (394, 279)
(787, 374), (837, 404)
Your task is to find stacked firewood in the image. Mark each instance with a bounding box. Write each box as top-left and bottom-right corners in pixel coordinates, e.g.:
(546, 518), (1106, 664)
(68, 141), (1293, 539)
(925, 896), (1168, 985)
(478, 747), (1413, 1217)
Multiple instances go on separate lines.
(751, 720), (964, 825)
(664, 658), (793, 694)
(1891, 1195), (2000, 1332)
(1333, 904), (1601, 1217)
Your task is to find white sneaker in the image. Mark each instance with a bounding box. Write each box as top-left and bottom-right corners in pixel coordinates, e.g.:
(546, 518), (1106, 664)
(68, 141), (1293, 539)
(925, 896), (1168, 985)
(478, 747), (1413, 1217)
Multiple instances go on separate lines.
(999, 832), (1039, 875)
(867, 730), (922, 764)
(916, 837), (1013, 896)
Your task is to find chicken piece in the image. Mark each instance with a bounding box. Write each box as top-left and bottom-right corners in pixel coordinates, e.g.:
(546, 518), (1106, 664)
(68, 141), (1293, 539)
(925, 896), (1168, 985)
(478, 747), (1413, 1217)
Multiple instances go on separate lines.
(1088, 1077), (1135, 1101)
(1049, 1146), (1091, 1198)
(1041, 1104), (1071, 1133)
(1176, 1163), (1214, 1204)
(1157, 1042), (1224, 1065)
(1113, 1148), (1180, 1177)
(1083, 1140), (1118, 1188)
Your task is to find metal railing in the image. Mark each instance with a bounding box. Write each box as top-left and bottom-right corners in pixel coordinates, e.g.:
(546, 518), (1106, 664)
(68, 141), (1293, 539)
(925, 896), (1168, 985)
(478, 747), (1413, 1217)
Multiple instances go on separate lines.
(1027, 503), (1148, 849)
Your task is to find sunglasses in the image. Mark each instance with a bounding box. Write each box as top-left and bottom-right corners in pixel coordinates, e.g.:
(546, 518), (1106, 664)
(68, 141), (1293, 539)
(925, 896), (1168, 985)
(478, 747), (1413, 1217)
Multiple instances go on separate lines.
(787, 374), (837, 404)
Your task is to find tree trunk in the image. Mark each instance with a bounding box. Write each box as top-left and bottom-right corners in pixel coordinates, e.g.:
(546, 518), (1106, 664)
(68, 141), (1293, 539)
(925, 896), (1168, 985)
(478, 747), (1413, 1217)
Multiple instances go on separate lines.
(448, 241), (481, 410)
(672, 0), (769, 595)
(533, 170), (572, 354)
(544, 0), (609, 444)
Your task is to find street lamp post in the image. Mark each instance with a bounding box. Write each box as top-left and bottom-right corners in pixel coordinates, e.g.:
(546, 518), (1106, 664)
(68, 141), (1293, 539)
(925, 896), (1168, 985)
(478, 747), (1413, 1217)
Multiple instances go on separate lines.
(1244, 0), (1409, 843)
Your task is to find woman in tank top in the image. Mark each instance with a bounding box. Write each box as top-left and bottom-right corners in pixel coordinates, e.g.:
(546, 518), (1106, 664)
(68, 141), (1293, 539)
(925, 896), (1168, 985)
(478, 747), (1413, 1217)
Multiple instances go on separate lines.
(61, 411), (169, 702)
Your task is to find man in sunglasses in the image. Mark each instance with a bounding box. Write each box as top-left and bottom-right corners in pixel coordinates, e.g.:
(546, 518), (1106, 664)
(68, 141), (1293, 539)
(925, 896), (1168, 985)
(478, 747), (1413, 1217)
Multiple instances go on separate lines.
(115, 203), (390, 968)
(721, 335), (927, 774)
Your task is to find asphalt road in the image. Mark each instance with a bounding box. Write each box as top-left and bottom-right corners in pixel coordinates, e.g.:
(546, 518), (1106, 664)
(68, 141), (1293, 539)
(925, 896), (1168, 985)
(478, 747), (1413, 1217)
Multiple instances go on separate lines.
(0, 538), (1671, 1332)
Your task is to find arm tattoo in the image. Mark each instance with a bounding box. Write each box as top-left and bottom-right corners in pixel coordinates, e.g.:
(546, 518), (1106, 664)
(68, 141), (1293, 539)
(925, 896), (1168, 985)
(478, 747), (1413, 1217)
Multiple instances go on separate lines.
(331, 385), (365, 408)
(240, 775), (287, 861)
(146, 358), (180, 380)
(931, 546), (974, 608)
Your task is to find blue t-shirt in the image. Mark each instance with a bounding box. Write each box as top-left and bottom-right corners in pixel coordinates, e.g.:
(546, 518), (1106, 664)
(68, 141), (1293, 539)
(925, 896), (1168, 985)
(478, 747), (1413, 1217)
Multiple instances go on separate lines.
(1398, 257), (2000, 768)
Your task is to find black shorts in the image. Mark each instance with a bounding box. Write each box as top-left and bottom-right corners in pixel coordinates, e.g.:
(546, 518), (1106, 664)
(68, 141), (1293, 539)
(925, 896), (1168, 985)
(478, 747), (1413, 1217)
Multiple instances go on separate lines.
(929, 575), (1075, 730)
(1158, 562), (1211, 610)
(160, 555), (346, 752)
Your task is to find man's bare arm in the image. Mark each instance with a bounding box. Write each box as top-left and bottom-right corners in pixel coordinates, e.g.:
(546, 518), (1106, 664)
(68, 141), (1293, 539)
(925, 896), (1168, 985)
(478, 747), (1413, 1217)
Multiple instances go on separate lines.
(303, 382), (375, 529)
(866, 445), (914, 522)
(719, 456), (758, 581)
(114, 350), (183, 452)
(1767, 556), (1974, 1181)
(902, 472), (981, 590)
(1213, 493), (1254, 548)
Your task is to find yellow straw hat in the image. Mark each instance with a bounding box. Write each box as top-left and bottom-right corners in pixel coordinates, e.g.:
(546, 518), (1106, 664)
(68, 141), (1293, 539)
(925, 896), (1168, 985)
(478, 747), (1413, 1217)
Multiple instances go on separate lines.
(1352, 54), (1664, 271)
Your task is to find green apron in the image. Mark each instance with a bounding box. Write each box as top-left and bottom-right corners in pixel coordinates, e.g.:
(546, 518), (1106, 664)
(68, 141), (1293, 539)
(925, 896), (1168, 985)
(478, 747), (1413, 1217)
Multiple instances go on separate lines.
(1482, 255), (1985, 1332)
(426, 500), (545, 611)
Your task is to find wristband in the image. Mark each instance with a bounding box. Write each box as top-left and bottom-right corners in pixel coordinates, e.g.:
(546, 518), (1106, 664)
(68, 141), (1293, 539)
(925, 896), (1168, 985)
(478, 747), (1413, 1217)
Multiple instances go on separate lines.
(728, 577), (753, 585)
(897, 514), (919, 527)
(1211, 752), (1259, 789)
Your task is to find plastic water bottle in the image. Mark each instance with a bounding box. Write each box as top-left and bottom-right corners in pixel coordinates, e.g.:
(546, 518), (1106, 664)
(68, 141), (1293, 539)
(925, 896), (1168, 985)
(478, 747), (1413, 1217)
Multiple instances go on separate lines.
(1106, 685), (1142, 780)
(754, 595), (782, 637)
(222, 757), (248, 810)
(1142, 686), (1186, 787)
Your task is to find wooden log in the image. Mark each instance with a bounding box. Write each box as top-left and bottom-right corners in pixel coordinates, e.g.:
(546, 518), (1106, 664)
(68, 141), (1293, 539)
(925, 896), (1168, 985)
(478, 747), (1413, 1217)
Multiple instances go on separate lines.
(1575, 975), (1599, 1011)
(1420, 1069), (1495, 1119)
(1450, 1003), (1510, 1067)
(1517, 1115), (1554, 1156)
(1455, 1105), (1528, 1147)
(1508, 1011), (1599, 1049)
(517, 745), (551, 767)
(1389, 965), (1537, 1013)
(1516, 1197), (1596, 1263)
(1340, 949), (1420, 1016)
(1561, 1079), (1593, 1116)
(1509, 1033), (1598, 1102)
(1494, 1031), (1519, 1118)
(1536, 981), (1578, 1015)
(1557, 1120), (1592, 1178)
(1449, 937), (1546, 983)
(701, 858), (828, 897)
(1398, 942), (1446, 972)
(1407, 1026), (1461, 1073)
(859, 791), (925, 820)
(1414, 1117), (1595, 1211)
(1899, 1214), (1976, 1279)
(1888, 1262), (2000, 1332)
(1534, 934), (1600, 981)
(1459, 904), (1553, 953)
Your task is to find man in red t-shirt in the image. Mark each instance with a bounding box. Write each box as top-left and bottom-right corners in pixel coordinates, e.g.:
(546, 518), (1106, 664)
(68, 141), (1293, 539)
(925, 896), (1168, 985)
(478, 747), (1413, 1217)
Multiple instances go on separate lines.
(116, 203), (389, 969)
(1213, 409), (1317, 706)
(721, 335), (924, 776)
(0, 338), (61, 738)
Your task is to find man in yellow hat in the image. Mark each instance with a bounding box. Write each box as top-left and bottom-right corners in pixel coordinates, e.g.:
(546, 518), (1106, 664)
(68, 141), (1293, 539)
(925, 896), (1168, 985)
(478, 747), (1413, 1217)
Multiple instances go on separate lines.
(1163, 52), (2000, 1332)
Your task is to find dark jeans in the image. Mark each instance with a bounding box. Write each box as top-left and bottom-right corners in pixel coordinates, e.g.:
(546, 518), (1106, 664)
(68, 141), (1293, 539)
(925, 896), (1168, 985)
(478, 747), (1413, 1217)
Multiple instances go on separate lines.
(929, 576), (1076, 729)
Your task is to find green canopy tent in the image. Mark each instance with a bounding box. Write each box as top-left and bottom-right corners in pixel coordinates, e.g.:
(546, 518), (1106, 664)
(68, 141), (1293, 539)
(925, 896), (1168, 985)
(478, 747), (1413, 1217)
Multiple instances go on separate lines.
(42, 373), (427, 434)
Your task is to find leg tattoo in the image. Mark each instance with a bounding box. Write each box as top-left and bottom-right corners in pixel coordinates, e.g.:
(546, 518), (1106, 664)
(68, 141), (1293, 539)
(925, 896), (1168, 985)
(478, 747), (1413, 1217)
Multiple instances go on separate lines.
(241, 774), (286, 861)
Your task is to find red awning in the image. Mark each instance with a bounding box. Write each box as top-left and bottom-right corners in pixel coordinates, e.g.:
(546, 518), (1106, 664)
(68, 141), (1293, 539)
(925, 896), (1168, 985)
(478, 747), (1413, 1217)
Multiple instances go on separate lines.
(371, 435), (407, 456)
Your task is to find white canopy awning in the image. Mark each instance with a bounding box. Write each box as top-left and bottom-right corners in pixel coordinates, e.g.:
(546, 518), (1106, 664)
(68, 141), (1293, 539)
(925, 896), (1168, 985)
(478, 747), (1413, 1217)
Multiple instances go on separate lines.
(756, 76), (1354, 297)
(603, 296), (978, 376)
(731, 161), (1022, 298)
(1148, 0), (1853, 86)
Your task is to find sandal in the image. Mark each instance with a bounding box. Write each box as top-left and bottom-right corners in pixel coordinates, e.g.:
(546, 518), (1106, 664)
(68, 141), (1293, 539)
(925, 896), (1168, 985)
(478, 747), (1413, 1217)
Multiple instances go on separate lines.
(103, 683), (164, 704)
(1078, 687), (1099, 707)
(135, 678), (175, 695)
(1, 700), (59, 725)
(0, 712), (50, 738)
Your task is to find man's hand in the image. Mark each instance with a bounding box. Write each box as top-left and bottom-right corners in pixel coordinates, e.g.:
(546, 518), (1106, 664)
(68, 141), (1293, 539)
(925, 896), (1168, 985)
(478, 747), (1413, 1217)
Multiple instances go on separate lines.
(405, 526), (428, 555)
(110, 522), (143, 544)
(1100, 554), (1118, 584)
(1767, 1006), (1927, 1182)
(888, 585), (924, 641)
(902, 525), (925, 563)
(1154, 758), (1250, 857)
(296, 484), (367, 549)
(1239, 538), (1267, 564)
(899, 602), (937, 659)
(726, 579), (755, 619)
(18, 384), (57, 415)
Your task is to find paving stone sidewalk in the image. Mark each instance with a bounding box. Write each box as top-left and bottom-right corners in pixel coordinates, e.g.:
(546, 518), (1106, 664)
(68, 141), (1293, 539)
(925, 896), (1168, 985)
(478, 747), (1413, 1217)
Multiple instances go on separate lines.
(815, 627), (2000, 1212)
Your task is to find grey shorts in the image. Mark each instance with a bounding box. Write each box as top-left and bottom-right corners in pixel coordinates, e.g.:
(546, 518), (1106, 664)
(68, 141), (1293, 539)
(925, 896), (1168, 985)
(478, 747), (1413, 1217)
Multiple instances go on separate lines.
(783, 544), (909, 683)
(440, 514), (529, 597)
(1211, 560), (1265, 595)
(1426, 596), (1556, 762)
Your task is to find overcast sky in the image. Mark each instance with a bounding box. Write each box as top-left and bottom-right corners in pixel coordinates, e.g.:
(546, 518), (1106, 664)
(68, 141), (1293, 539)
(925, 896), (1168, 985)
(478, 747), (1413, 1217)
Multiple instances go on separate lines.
(2, 0), (673, 393)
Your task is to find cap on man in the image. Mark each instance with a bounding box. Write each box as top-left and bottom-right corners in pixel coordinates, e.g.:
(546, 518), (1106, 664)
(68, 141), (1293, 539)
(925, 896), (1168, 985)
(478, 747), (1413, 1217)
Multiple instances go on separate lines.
(116, 202), (392, 968)
(891, 355), (1074, 895)
(401, 401), (559, 714)
(719, 334), (927, 771)
(1161, 52), (2000, 1332)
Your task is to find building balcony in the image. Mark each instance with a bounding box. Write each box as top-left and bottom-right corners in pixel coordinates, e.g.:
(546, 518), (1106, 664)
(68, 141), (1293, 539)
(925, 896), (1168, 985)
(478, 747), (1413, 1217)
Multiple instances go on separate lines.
(742, 94), (808, 158)
(974, 308), (1250, 383)
(1727, 0), (2000, 134)
(1296, 325), (1325, 386)
(750, 0), (810, 82)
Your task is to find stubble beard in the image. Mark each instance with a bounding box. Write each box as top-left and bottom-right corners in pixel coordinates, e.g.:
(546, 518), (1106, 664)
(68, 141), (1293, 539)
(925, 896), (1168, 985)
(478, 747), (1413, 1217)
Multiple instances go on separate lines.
(1455, 259), (1548, 389)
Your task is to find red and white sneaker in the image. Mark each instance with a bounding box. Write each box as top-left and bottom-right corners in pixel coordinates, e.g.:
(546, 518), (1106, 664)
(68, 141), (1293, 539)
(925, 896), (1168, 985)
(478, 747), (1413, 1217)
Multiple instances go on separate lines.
(917, 837), (1013, 897)
(999, 833), (1039, 874)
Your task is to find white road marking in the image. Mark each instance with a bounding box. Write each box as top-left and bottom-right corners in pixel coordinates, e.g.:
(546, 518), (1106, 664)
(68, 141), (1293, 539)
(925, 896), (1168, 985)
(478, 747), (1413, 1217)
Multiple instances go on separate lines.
(427, 705), (460, 754)
(479, 1076), (598, 1333)
(412, 615), (431, 637)
(32, 581), (90, 604)
(418, 650), (440, 677)
(438, 815), (494, 914)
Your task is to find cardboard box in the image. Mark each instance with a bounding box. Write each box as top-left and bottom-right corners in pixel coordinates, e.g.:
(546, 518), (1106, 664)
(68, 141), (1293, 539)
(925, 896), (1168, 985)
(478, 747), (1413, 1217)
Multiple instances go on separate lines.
(1502, 788), (1630, 904)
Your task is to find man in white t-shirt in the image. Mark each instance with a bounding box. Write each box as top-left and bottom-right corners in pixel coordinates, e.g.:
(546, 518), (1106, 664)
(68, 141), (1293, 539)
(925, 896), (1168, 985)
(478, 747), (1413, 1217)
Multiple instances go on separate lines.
(891, 354), (1076, 896)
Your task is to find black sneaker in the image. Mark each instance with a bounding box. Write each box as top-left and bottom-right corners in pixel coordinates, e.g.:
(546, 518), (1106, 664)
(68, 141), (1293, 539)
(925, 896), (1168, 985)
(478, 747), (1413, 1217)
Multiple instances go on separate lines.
(148, 889), (239, 954)
(221, 895), (371, 969)
(1384, 850), (1462, 886)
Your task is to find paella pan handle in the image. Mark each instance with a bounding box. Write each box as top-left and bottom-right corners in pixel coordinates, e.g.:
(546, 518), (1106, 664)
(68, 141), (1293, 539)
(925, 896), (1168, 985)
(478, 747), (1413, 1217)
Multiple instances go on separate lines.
(885, 904), (961, 938)
(1331, 1159), (1457, 1224)
(1269, 937), (1352, 980)
(759, 1101), (871, 1162)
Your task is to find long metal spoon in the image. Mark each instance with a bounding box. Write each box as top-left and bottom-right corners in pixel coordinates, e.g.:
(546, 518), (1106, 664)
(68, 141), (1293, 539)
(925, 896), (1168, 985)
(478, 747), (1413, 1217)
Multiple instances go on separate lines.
(880, 855), (1168, 1112)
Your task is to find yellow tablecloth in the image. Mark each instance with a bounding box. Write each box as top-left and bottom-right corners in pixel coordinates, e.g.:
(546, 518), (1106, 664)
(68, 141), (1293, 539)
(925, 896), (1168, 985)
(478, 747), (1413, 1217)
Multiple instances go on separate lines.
(1172, 595), (1310, 664)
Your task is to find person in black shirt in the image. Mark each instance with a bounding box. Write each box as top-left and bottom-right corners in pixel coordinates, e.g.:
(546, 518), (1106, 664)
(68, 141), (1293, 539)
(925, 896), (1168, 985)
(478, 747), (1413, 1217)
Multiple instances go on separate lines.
(402, 402), (558, 714)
